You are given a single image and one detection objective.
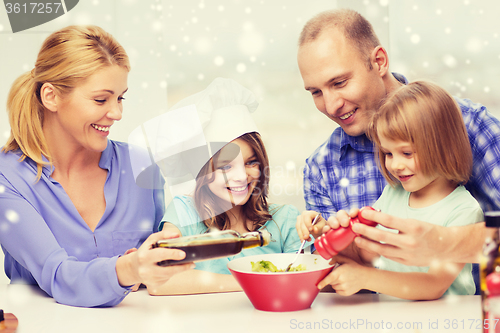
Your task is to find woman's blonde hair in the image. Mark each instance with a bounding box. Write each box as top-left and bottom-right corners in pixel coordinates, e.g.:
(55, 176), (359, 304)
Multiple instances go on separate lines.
(3, 25), (130, 179)
(194, 132), (272, 231)
(367, 81), (472, 186)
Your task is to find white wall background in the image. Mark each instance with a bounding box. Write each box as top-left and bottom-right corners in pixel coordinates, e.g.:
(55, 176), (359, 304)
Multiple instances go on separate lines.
(1, 0), (499, 281)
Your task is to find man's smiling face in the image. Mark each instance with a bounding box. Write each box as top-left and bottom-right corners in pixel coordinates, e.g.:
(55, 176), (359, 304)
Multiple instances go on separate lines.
(298, 28), (387, 137)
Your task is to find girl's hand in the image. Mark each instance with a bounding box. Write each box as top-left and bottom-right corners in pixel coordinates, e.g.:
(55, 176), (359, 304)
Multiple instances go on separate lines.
(326, 209), (360, 230)
(296, 211), (326, 241)
(317, 254), (369, 296)
(116, 229), (195, 289)
(319, 208), (358, 236)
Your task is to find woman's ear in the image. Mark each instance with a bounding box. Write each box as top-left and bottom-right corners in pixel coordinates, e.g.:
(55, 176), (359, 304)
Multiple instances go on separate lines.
(370, 46), (389, 77)
(40, 83), (58, 112)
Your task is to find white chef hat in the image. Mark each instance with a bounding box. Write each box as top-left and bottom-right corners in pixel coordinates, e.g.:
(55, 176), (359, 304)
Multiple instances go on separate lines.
(128, 78), (260, 196)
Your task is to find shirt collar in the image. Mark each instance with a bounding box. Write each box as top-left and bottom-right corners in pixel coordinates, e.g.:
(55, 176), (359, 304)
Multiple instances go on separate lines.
(99, 140), (113, 171)
(41, 140), (113, 177)
(339, 132), (374, 154)
(41, 155), (54, 177)
(392, 72), (408, 85)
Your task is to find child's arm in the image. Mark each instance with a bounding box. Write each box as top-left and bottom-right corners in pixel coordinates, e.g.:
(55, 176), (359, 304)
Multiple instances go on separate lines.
(335, 242), (370, 265)
(353, 244), (380, 265)
(318, 254), (465, 300)
(146, 270), (242, 295)
(160, 221), (182, 233)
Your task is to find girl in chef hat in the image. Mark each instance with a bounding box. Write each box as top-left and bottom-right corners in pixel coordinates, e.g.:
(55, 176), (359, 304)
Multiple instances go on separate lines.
(147, 78), (309, 295)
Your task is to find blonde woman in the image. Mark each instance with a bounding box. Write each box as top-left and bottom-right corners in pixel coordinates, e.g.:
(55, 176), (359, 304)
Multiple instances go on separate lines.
(0, 25), (192, 307)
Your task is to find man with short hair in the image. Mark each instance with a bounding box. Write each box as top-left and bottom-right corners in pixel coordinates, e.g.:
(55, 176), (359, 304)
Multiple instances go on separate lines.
(296, 8), (500, 267)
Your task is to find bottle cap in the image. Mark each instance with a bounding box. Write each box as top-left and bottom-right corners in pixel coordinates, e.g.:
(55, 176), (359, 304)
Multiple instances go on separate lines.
(485, 211), (500, 228)
(259, 230), (271, 247)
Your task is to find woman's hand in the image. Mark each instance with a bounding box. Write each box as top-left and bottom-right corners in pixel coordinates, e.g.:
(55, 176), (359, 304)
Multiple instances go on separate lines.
(123, 248), (140, 291)
(116, 229), (194, 289)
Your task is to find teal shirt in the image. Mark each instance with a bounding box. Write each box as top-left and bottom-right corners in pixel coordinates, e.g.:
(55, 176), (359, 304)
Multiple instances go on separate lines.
(160, 196), (308, 274)
(373, 185), (483, 295)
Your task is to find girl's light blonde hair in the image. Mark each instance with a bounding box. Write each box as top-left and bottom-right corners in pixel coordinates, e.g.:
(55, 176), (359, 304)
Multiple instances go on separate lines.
(3, 25), (130, 179)
(367, 81), (472, 186)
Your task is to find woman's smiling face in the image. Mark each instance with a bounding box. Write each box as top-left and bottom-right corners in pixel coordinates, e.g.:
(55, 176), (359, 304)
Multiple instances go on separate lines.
(51, 65), (128, 152)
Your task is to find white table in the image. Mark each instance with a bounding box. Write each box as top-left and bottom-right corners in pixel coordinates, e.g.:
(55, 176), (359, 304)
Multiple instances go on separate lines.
(0, 284), (483, 333)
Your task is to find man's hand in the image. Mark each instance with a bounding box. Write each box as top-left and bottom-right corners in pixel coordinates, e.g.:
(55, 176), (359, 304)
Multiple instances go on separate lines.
(351, 209), (484, 265)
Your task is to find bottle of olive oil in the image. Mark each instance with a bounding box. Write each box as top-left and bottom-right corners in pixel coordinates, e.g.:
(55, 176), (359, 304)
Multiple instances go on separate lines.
(153, 229), (271, 266)
(481, 212), (500, 333)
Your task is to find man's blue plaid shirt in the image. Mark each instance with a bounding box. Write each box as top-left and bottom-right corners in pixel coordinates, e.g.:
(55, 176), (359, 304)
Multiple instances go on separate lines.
(303, 75), (500, 219)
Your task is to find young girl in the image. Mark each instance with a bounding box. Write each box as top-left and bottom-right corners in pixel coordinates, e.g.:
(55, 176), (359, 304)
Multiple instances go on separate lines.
(301, 81), (483, 300)
(147, 78), (307, 295)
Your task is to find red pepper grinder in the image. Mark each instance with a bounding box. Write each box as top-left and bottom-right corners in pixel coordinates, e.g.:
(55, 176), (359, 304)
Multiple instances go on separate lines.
(314, 206), (377, 259)
(0, 309), (18, 332)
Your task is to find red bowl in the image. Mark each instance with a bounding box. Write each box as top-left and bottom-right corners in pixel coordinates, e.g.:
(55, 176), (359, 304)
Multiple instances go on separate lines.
(227, 253), (334, 312)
